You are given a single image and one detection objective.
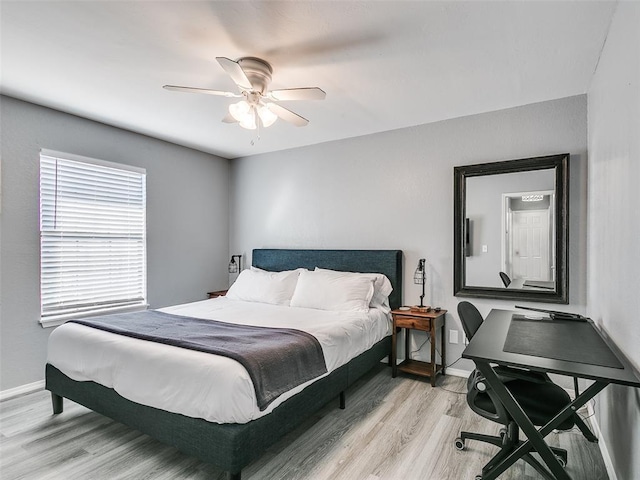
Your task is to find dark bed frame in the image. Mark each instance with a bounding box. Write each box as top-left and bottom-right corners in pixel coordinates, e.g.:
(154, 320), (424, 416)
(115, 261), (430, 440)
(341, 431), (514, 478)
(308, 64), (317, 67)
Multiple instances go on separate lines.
(45, 249), (403, 480)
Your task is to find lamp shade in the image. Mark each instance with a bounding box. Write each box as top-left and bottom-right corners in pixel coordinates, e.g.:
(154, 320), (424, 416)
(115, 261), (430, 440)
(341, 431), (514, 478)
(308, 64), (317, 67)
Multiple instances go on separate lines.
(413, 258), (426, 307)
(229, 100), (250, 122)
(238, 109), (257, 130)
(414, 259), (426, 284)
(258, 104), (277, 127)
(229, 101), (257, 130)
(228, 255), (242, 273)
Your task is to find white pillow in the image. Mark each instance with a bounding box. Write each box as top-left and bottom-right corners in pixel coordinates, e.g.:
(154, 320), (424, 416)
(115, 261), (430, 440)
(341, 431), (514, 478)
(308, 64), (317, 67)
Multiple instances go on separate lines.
(315, 268), (393, 313)
(226, 268), (301, 306)
(251, 266), (308, 275)
(290, 269), (375, 312)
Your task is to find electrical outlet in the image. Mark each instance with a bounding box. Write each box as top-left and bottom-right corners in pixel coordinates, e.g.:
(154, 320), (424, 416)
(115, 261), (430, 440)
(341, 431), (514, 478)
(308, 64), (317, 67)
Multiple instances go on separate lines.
(482, 245), (488, 253)
(449, 329), (459, 344)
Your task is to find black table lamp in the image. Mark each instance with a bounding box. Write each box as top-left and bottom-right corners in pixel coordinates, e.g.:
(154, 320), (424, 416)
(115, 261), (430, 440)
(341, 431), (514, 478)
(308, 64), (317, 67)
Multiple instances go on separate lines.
(414, 258), (426, 307)
(228, 254), (242, 274)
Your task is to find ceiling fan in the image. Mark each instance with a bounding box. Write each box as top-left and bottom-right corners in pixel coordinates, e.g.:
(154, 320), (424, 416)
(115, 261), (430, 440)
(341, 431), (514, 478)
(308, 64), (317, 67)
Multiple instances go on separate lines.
(163, 57), (326, 130)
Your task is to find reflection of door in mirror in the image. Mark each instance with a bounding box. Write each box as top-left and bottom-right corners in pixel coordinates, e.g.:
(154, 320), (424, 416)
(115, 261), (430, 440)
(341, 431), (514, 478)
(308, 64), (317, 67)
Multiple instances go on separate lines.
(503, 191), (555, 285)
(466, 169), (555, 289)
(512, 209), (550, 279)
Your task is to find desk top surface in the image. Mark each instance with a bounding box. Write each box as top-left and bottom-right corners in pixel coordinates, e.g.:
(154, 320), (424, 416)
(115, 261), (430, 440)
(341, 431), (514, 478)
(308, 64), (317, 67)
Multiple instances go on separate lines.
(463, 309), (640, 387)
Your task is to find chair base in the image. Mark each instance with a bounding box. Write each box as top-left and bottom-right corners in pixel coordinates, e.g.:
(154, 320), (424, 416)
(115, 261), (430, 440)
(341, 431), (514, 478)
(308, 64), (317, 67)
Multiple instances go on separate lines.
(455, 422), (568, 480)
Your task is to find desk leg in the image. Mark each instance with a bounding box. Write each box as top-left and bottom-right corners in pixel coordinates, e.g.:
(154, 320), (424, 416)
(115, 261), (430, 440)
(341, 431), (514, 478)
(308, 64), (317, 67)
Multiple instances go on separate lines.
(498, 381), (607, 480)
(475, 361), (571, 480)
(538, 381), (606, 438)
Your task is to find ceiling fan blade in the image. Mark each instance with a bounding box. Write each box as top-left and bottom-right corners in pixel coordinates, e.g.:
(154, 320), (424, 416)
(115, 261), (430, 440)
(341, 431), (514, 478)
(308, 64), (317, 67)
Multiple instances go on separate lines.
(266, 102), (309, 127)
(221, 112), (237, 124)
(216, 57), (252, 90)
(163, 85), (240, 98)
(269, 87), (326, 101)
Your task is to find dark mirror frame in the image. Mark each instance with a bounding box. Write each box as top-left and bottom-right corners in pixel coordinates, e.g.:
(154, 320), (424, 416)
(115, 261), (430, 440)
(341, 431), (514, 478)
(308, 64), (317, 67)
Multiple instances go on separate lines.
(454, 153), (569, 304)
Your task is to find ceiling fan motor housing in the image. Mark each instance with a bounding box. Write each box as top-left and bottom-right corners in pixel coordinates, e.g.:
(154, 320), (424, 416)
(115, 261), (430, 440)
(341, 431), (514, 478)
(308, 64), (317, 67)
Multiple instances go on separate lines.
(237, 57), (273, 94)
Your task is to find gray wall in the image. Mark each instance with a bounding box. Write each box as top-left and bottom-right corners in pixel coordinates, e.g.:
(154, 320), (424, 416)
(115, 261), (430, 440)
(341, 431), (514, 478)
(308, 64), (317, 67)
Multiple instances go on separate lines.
(0, 96), (230, 391)
(230, 95), (588, 371)
(587, 3), (640, 479)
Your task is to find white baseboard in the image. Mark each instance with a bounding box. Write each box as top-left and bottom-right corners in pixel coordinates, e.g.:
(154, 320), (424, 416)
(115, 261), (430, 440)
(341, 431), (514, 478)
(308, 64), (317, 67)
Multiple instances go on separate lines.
(585, 400), (617, 480)
(0, 379), (45, 401)
(445, 367), (471, 378)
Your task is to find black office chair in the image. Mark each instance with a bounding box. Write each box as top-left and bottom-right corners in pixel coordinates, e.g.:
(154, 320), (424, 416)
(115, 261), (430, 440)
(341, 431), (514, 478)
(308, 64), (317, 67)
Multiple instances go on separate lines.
(499, 271), (511, 287)
(455, 301), (574, 480)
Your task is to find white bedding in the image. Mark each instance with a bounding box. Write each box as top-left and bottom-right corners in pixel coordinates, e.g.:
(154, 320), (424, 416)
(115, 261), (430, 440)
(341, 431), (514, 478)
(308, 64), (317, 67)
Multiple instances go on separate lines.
(47, 297), (391, 424)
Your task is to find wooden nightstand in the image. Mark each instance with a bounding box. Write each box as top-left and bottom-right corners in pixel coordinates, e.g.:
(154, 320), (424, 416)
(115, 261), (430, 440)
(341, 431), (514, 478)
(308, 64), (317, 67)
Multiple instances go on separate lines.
(207, 290), (228, 299)
(391, 308), (447, 386)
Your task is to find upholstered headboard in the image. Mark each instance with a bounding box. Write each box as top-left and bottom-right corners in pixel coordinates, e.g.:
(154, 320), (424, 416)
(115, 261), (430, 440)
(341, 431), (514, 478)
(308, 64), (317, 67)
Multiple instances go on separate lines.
(252, 249), (403, 310)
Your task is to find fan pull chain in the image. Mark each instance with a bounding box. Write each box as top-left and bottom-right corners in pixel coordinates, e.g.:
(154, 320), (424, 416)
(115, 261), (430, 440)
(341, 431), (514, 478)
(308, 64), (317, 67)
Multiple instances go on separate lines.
(251, 111), (261, 146)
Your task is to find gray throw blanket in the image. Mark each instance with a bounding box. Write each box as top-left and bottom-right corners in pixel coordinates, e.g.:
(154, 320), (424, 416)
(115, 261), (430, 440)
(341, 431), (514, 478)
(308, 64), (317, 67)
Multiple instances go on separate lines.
(70, 310), (327, 410)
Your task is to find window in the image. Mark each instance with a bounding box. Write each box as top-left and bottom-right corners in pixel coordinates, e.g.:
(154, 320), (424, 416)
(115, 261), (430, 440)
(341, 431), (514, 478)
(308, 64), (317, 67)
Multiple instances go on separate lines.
(39, 150), (146, 327)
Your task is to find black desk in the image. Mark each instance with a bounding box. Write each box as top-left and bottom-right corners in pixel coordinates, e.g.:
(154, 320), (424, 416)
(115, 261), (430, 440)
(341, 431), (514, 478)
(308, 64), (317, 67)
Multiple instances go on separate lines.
(462, 309), (640, 480)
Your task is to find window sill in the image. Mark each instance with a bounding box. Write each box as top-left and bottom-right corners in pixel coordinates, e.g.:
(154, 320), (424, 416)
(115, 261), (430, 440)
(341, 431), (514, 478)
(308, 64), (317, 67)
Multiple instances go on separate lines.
(40, 304), (149, 328)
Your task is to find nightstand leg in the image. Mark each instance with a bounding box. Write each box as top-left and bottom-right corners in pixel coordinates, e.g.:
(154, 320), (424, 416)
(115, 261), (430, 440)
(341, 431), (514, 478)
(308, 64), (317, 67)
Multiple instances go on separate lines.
(441, 319), (446, 377)
(430, 324), (437, 387)
(392, 327), (398, 378)
(405, 328), (410, 364)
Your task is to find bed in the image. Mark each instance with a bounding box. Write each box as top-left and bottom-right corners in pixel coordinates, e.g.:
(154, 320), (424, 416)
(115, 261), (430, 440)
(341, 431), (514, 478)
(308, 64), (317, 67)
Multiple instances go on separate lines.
(45, 249), (403, 479)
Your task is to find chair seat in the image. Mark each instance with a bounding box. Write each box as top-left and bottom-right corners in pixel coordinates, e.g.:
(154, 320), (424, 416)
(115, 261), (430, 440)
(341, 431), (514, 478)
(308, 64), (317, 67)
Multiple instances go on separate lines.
(473, 378), (575, 430)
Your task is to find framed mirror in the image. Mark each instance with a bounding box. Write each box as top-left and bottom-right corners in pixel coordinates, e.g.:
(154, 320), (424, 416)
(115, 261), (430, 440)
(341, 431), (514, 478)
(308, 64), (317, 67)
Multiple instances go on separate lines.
(454, 153), (569, 303)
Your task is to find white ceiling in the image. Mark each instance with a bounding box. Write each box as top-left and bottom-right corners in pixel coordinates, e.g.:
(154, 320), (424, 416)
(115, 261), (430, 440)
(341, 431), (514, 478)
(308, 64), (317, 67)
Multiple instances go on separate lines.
(1, 1), (616, 159)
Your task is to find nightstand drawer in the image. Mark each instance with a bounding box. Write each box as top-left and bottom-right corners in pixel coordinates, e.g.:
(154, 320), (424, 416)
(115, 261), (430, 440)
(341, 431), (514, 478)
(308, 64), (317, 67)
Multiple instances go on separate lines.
(394, 315), (431, 331)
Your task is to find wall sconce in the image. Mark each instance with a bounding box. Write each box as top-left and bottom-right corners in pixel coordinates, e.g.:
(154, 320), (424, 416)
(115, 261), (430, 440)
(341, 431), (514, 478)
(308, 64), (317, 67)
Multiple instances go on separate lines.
(413, 258), (426, 307)
(228, 255), (242, 274)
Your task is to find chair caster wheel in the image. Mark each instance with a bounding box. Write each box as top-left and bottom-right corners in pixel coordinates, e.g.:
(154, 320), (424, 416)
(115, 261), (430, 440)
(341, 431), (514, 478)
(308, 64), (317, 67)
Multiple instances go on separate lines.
(454, 437), (465, 450)
(555, 455), (567, 468)
(475, 476), (483, 480)
(499, 427), (507, 438)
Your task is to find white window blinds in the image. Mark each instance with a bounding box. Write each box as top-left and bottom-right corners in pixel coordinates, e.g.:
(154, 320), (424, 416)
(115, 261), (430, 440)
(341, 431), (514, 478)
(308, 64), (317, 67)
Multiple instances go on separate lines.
(39, 151), (147, 324)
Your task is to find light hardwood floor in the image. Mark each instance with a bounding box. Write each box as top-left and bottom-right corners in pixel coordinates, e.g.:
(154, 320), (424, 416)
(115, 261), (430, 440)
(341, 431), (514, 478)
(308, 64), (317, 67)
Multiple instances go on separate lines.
(0, 366), (608, 480)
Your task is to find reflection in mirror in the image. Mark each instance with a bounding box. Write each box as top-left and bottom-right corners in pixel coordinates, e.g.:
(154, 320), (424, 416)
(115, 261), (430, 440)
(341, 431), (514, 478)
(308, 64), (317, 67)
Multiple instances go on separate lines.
(466, 170), (555, 289)
(454, 154), (569, 304)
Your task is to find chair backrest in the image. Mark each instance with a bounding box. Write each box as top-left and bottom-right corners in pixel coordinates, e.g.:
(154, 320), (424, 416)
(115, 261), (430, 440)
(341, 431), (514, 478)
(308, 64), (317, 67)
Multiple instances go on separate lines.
(457, 301), (484, 341)
(499, 272), (511, 287)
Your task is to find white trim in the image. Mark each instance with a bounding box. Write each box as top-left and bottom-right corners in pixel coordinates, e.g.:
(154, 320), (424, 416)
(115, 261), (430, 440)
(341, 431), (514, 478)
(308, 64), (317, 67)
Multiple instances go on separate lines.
(585, 400), (618, 480)
(40, 148), (146, 174)
(0, 380), (45, 401)
(445, 367), (471, 378)
(40, 304), (148, 328)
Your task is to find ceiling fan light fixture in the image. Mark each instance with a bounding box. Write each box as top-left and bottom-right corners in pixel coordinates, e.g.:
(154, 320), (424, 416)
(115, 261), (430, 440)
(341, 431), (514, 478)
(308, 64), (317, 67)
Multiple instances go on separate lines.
(258, 104), (277, 127)
(228, 100), (250, 122)
(229, 100), (257, 130)
(238, 107), (257, 130)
